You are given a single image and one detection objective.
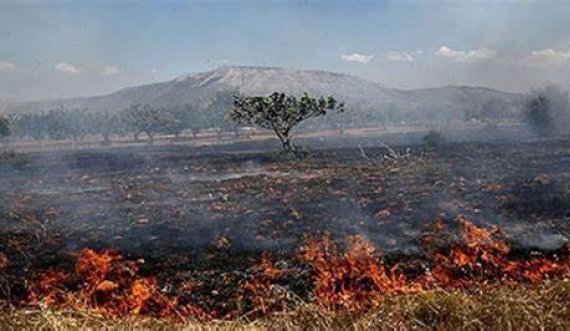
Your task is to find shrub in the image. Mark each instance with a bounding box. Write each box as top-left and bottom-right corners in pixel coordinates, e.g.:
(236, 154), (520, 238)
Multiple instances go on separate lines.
(423, 130), (446, 148)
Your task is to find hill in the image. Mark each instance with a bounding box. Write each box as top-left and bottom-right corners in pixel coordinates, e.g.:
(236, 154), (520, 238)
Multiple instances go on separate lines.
(4, 66), (524, 126)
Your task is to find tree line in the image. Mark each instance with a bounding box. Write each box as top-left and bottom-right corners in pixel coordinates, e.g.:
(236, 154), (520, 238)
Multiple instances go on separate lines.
(524, 84), (570, 137)
(1, 85), (569, 152)
(2, 93), (242, 145)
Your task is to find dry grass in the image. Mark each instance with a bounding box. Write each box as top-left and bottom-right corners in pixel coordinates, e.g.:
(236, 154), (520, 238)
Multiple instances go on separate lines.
(2, 280), (569, 330)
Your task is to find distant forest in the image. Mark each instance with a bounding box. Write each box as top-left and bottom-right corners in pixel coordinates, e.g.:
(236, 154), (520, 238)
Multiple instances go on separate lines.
(4, 91), (524, 144)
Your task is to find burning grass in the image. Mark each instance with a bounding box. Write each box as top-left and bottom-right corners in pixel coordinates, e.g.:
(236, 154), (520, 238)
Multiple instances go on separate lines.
(2, 281), (570, 329)
(26, 248), (179, 318)
(5, 216), (568, 328)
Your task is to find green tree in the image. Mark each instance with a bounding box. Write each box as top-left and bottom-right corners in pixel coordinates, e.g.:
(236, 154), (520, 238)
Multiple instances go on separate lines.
(45, 108), (73, 140)
(207, 91), (240, 139)
(11, 113), (47, 141)
(124, 104), (164, 144)
(25, 113), (48, 141)
(524, 85), (569, 137)
(0, 113), (10, 143)
(162, 104), (203, 140)
(66, 109), (90, 142)
(231, 92), (344, 152)
(158, 106), (184, 140)
(92, 111), (125, 145)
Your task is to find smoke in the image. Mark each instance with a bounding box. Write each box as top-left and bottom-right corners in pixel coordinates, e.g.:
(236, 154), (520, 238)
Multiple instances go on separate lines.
(2, 102), (570, 268)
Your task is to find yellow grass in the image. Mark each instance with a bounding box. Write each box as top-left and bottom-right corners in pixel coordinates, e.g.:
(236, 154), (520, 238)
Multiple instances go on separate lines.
(2, 280), (569, 330)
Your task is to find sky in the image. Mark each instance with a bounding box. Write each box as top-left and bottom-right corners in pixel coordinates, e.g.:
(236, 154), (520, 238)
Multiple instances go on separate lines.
(1, 0), (570, 101)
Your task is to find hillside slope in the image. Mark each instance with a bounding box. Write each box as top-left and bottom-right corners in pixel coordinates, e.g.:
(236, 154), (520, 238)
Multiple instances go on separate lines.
(4, 66), (524, 123)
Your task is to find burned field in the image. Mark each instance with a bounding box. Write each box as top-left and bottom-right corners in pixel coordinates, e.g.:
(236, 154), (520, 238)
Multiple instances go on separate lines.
(1, 138), (570, 326)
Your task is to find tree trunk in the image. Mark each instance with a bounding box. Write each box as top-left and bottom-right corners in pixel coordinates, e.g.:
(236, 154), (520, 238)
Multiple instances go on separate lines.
(271, 124), (295, 153)
(282, 138), (293, 151)
(279, 132), (294, 152)
(102, 133), (111, 146)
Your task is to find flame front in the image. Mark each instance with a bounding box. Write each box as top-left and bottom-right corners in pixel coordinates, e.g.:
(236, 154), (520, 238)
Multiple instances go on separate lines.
(27, 248), (178, 317)
(26, 217), (570, 320)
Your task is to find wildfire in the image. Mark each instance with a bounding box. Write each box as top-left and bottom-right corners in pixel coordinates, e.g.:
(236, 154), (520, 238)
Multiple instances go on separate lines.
(233, 253), (289, 317)
(423, 216), (570, 286)
(0, 252), (9, 270)
(298, 234), (418, 311)
(25, 217), (570, 320)
(27, 248), (177, 317)
(298, 216), (569, 310)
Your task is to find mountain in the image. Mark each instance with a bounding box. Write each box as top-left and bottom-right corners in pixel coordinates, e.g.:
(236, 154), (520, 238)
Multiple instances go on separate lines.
(3, 66), (524, 123)
(0, 94), (12, 113)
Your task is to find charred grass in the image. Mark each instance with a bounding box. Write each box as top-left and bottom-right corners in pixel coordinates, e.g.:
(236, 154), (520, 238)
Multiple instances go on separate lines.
(1, 139), (570, 328)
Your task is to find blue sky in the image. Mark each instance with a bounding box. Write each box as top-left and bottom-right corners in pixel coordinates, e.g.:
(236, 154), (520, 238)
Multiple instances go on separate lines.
(1, 0), (570, 100)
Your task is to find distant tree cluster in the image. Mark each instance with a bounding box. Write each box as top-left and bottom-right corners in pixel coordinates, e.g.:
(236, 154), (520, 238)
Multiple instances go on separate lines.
(6, 92), (240, 145)
(524, 84), (570, 137)
(5, 91), (347, 154)
(0, 113), (10, 143)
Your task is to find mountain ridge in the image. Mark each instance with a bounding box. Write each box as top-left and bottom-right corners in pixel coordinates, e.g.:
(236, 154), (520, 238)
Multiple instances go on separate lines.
(3, 66), (524, 119)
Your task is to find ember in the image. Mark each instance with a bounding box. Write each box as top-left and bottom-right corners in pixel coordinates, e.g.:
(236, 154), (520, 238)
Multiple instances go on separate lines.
(0, 252), (8, 270)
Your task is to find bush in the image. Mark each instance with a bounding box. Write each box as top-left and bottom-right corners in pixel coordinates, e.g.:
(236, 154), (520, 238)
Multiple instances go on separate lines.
(0, 150), (29, 168)
(423, 130), (446, 148)
(0, 113), (10, 143)
(524, 84), (570, 137)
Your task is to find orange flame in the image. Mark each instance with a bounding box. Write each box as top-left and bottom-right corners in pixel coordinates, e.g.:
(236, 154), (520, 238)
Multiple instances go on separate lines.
(25, 217), (570, 319)
(423, 216), (570, 286)
(298, 234), (419, 311)
(28, 248), (177, 318)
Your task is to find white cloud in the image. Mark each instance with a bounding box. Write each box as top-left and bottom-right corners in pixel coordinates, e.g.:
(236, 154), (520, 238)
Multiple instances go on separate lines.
(54, 62), (80, 75)
(0, 61), (17, 73)
(435, 46), (497, 62)
(341, 53), (373, 64)
(529, 48), (570, 65)
(385, 51), (414, 62)
(102, 66), (120, 76)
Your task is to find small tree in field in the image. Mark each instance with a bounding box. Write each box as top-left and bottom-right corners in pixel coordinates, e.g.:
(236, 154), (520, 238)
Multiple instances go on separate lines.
(124, 104), (164, 144)
(524, 84), (570, 137)
(231, 92), (344, 152)
(0, 113), (10, 143)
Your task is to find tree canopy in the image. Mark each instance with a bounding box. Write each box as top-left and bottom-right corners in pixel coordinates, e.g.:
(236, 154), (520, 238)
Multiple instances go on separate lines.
(231, 92), (344, 152)
(0, 113), (10, 141)
(524, 84), (570, 137)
